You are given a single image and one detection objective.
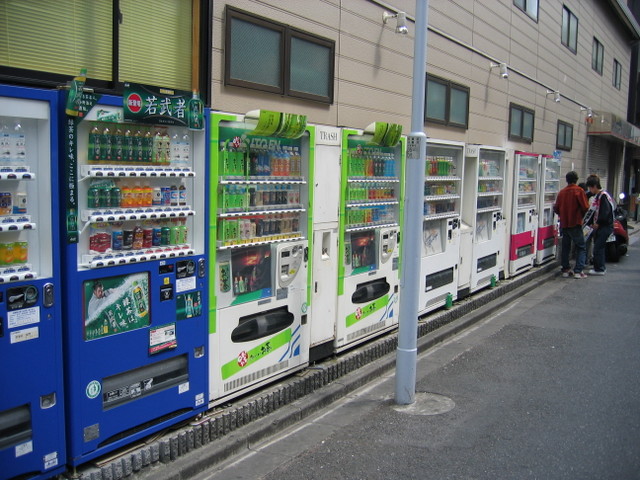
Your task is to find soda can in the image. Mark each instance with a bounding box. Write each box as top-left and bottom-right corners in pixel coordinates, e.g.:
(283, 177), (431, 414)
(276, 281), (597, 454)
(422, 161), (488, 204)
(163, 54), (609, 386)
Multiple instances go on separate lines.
(142, 228), (153, 248)
(13, 192), (27, 214)
(161, 226), (171, 246)
(110, 187), (122, 208)
(87, 187), (100, 209)
(152, 187), (163, 206)
(152, 227), (162, 246)
(161, 187), (171, 206)
(0, 242), (14, 265)
(122, 229), (134, 250)
(169, 225), (179, 245)
(112, 230), (123, 250)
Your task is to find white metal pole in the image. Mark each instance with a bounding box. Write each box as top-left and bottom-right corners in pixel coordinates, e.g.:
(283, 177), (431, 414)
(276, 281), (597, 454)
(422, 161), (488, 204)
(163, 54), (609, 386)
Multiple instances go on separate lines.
(395, 0), (428, 405)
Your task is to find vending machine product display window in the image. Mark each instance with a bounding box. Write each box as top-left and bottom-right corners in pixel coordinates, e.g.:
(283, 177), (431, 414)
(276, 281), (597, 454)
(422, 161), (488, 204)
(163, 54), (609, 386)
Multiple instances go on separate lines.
(61, 92), (208, 466)
(335, 125), (404, 353)
(419, 140), (464, 315)
(0, 85), (66, 479)
(536, 154), (561, 264)
(461, 145), (507, 294)
(209, 110), (313, 406)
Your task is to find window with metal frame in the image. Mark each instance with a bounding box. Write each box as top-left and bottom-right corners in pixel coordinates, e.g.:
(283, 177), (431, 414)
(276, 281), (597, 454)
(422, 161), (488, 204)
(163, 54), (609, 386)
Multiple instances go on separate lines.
(509, 103), (535, 143)
(561, 6), (578, 54)
(514, 0), (538, 21)
(592, 38), (604, 75)
(556, 121), (573, 151)
(224, 6), (335, 104)
(0, 0), (201, 94)
(613, 59), (622, 89)
(425, 74), (469, 129)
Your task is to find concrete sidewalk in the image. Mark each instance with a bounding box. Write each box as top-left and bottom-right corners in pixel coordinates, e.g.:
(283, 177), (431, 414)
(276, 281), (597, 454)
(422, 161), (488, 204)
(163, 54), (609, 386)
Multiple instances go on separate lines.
(73, 222), (639, 480)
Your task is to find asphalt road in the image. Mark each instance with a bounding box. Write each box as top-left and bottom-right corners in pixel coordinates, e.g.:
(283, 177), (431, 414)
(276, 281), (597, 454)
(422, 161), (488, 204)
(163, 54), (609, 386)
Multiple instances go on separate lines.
(198, 239), (640, 480)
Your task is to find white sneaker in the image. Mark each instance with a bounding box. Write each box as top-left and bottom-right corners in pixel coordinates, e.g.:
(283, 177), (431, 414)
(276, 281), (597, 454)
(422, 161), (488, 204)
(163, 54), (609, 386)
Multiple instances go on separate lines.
(588, 269), (606, 276)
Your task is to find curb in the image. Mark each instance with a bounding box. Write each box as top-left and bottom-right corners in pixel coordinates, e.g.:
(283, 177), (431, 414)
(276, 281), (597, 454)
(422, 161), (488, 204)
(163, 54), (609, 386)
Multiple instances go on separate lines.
(69, 260), (559, 480)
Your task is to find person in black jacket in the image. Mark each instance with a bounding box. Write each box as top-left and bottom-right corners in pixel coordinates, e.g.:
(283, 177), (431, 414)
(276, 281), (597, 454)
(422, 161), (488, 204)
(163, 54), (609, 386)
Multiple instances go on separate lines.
(584, 174), (614, 275)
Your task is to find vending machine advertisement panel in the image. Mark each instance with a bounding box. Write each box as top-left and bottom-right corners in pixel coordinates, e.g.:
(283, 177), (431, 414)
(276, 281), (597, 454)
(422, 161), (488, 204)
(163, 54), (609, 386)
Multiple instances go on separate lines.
(420, 139), (464, 314)
(509, 151), (540, 276)
(536, 153), (560, 264)
(335, 124), (404, 352)
(208, 110), (312, 405)
(462, 145), (507, 294)
(60, 86), (208, 466)
(0, 85), (66, 479)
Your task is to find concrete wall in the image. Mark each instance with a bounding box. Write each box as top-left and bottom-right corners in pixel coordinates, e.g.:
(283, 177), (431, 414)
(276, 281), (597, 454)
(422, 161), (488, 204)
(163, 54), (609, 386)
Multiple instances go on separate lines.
(210, 0), (633, 175)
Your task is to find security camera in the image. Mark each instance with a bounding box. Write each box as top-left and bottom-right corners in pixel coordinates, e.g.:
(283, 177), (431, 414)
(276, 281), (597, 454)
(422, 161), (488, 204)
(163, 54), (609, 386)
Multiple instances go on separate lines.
(500, 64), (509, 78)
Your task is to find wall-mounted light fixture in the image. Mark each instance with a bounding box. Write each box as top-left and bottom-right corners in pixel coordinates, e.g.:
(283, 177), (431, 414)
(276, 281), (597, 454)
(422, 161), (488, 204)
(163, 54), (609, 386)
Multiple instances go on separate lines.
(581, 107), (594, 124)
(490, 62), (509, 79)
(546, 90), (561, 103)
(383, 11), (409, 35)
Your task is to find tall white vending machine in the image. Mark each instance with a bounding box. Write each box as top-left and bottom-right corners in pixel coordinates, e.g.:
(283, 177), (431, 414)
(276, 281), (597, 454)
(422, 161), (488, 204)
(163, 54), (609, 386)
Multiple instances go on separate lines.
(536, 153), (560, 265)
(419, 139), (464, 315)
(208, 110), (312, 405)
(508, 151), (540, 276)
(460, 145), (507, 295)
(335, 124), (404, 352)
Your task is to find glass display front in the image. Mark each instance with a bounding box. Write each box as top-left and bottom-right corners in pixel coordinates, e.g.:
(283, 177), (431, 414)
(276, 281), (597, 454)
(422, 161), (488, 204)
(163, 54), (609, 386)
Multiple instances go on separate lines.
(517, 154), (538, 207)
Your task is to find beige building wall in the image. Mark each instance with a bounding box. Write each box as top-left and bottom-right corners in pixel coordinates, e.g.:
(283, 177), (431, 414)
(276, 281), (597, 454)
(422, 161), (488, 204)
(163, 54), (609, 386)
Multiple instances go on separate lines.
(210, 0), (633, 176)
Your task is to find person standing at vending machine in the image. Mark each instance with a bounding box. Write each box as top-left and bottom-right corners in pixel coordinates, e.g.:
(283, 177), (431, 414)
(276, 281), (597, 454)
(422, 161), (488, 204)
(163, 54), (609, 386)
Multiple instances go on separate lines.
(554, 171), (590, 278)
(584, 174), (615, 276)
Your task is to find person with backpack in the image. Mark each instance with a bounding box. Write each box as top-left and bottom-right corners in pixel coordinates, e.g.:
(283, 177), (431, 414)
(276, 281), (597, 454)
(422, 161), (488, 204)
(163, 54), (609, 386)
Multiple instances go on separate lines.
(584, 174), (615, 275)
(554, 171), (590, 278)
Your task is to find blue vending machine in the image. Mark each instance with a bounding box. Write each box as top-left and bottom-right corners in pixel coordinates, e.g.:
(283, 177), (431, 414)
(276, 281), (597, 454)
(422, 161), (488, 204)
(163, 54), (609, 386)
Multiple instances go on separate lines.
(60, 85), (208, 466)
(0, 85), (66, 479)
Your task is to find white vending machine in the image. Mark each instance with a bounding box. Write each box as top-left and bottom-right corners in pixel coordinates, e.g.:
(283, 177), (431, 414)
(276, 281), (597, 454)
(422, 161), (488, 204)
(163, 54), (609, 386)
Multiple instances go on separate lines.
(536, 153), (560, 265)
(208, 111), (312, 405)
(461, 145), (507, 295)
(334, 124), (404, 353)
(419, 139), (464, 315)
(508, 151), (540, 276)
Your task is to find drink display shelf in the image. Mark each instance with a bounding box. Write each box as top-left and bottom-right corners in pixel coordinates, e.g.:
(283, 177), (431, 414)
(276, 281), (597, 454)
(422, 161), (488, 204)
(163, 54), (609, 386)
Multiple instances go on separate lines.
(424, 194), (460, 202)
(345, 222), (399, 233)
(218, 206), (304, 218)
(218, 234), (304, 250)
(0, 217), (36, 232)
(346, 200), (398, 208)
(518, 191), (537, 196)
(425, 176), (461, 182)
(477, 206), (502, 214)
(0, 171), (35, 180)
(478, 191), (503, 197)
(0, 266), (37, 283)
(81, 245), (194, 269)
(478, 176), (503, 181)
(81, 207), (195, 223)
(423, 212), (459, 221)
(347, 177), (399, 183)
(220, 176), (306, 185)
(81, 165), (195, 179)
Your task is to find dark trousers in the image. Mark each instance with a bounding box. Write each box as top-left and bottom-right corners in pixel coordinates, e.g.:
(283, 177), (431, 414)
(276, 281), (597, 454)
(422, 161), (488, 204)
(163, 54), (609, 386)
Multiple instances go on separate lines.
(561, 225), (586, 273)
(592, 225), (613, 272)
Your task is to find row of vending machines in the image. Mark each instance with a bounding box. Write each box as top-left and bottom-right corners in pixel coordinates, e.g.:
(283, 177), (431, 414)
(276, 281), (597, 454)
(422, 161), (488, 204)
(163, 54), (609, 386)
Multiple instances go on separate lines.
(0, 84), (560, 480)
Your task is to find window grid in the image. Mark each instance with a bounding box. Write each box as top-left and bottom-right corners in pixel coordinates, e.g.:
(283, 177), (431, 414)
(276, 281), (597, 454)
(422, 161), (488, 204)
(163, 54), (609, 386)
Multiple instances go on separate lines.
(556, 121), (573, 151)
(592, 38), (604, 75)
(509, 103), (535, 143)
(514, 0), (538, 21)
(613, 59), (622, 89)
(425, 74), (470, 129)
(224, 6), (335, 104)
(561, 6), (578, 54)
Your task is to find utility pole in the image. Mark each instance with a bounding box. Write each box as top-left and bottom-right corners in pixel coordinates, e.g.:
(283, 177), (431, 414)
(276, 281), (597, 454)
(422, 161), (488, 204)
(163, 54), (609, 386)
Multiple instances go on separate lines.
(395, 0), (428, 405)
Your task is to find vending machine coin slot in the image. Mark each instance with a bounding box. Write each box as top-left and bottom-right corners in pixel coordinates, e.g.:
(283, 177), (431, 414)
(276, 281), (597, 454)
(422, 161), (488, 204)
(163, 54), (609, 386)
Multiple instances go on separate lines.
(43, 283), (54, 307)
(351, 278), (390, 304)
(277, 242), (304, 288)
(231, 306), (294, 343)
(378, 227), (397, 264)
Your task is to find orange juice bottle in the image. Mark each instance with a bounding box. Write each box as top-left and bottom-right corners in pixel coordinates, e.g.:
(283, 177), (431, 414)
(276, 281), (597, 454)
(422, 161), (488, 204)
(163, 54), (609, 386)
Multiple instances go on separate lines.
(121, 184), (133, 208)
(143, 184), (153, 206)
